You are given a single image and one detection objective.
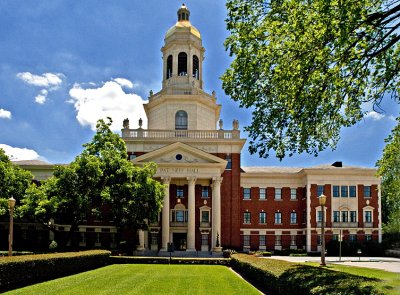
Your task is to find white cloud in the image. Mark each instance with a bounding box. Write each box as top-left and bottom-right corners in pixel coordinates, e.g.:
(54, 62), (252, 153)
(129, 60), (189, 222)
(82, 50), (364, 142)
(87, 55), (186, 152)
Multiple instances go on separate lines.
(0, 108), (12, 119)
(16, 72), (63, 88)
(113, 78), (134, 89)
(364, 111), (395, 121)
(35, 89), (48, 104)
(0, 144), (40, 161)
(68, 80), (147, 131)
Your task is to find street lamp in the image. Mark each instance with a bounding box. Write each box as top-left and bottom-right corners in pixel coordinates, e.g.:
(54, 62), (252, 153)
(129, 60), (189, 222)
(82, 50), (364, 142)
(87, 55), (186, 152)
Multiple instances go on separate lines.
(319, 194), (327, 266)
(8, 197), (16, 257)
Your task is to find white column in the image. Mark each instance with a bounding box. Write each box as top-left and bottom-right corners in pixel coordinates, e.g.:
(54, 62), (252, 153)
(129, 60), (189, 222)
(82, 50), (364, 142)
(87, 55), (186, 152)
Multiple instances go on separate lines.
(212, 176), (223, 250)
(187, 176), (196, 251)
(137, 229), (145, 251)
(161, 176), (171, 251)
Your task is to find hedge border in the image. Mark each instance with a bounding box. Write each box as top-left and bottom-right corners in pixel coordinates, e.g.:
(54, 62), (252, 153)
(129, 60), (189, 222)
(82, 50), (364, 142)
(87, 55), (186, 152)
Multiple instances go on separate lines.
(110, 256), (230, 265)
(231, 254), (383, 295)
(0, 250), (111, 292)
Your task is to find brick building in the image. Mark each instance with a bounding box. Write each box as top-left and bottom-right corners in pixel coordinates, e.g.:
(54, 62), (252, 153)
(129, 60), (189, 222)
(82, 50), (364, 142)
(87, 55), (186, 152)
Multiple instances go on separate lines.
(9, 4), (381, 253)
(122, 4), (381, 253)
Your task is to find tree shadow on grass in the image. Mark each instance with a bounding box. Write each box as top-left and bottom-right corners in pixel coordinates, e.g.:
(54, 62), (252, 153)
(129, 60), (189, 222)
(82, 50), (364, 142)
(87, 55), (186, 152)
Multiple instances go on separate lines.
(280, 264), (386, 295)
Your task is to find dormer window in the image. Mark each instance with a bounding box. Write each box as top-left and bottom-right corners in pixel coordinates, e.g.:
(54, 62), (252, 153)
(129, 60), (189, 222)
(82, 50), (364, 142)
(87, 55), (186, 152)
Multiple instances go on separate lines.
(178, 52), (187, 76)
(175, 110), (188, 130)
(166, 55), (173, 79)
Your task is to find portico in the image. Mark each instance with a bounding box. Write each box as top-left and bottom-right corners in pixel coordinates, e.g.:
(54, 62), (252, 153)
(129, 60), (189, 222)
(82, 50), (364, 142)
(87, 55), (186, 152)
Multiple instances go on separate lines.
(132, 142), (226, 252)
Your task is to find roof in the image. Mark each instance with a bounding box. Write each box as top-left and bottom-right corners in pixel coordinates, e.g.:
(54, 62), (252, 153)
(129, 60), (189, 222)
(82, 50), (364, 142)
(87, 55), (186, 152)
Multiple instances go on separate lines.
(165, 21), (201, 39)
(241, 166), (303, 174)
(12, 160), (52, 166)
(241, 164), (377, 175)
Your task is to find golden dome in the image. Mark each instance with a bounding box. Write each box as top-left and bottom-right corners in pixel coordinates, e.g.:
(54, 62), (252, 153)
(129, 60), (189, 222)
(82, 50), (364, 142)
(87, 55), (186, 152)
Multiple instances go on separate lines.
(165, 4), (201, 39)
(165, 21), (201, 39)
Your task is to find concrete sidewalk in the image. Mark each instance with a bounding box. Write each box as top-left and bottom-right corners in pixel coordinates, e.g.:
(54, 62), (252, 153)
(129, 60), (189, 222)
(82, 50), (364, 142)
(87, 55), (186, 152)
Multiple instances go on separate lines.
(265, 256), (400, 273)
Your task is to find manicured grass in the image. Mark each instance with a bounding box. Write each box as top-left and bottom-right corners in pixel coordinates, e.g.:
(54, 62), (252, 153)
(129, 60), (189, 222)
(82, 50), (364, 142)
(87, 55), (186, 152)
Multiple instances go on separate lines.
(4, 264), (260, 295)
(305, 262), (400, 295)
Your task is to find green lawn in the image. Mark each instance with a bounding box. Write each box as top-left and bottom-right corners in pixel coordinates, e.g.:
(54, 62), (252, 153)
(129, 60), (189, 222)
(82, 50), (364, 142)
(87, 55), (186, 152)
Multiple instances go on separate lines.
(4, 264), (260, 295)
(305, 262), (400, 295)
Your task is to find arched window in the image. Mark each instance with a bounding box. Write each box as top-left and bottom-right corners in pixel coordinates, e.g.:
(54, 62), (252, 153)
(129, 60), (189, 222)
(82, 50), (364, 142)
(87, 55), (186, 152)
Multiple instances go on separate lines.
(192, 55), (199, 79)
(175, 110), (188, 130)
(166, 55), (173, 79)
(178, 52), (187, 76)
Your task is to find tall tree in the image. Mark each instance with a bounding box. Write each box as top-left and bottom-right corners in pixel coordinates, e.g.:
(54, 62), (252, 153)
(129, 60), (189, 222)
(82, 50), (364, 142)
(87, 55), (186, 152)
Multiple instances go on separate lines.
(377, 117), (400, 234)
(19, 119), (164, 248)
(0, 149), (33, 216)
(222, 0), (400, 159)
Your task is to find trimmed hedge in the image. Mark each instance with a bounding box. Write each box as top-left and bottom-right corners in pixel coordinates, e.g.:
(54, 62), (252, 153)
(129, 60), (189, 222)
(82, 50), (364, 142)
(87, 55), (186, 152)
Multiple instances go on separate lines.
(0, 250), (110, 292)
(110, 256), (230, 265)
(231, 254), (383, 295)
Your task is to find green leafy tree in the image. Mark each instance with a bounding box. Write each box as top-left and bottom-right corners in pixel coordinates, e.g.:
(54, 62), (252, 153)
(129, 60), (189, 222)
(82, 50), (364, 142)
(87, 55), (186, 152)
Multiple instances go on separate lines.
(377, 117), (400, 236)
(222, 0), (400, 159)
(20, 118), (164, 248)
(0, 149), (33, 215)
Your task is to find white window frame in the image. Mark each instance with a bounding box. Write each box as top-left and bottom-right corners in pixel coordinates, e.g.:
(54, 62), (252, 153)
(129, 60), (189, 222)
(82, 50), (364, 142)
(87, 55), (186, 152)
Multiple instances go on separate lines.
(274, 212), (282, 224)
(244, 212), (251, 224)
(259, 188), (266, 200)
(259, 212), (267, 224)
(275, 235), (281, 246)
(259, 235), (266, 246)
(243, 188), (251, 200)
(275, 188), (282, 200)
(243, 235), (250, 247)
(290, 188), (297, 200)
(290, 212), (297, 224)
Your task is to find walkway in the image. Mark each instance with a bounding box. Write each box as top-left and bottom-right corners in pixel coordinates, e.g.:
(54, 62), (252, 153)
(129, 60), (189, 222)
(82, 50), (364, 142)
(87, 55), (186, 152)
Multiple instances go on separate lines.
(266, 256), (400, 273)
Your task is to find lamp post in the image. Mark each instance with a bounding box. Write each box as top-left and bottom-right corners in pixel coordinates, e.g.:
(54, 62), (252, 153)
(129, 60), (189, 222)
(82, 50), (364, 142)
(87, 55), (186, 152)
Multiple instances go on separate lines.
(8, 197), (16, 257)
(319, 194), (327, 266)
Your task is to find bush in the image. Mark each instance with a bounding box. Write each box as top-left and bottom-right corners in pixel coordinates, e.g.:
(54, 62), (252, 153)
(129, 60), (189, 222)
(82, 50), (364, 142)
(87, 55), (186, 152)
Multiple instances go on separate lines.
(49, 240), (58, 252)
(223, 249), (236, 258)
(0, 250), (110, 292)
(231, 254), (383, 295)
(261, 251), (272, 257)
(110, 256), (230, 265)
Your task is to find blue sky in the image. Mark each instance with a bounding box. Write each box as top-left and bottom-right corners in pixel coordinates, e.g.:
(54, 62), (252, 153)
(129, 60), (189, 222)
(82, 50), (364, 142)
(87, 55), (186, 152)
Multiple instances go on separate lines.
(0, 0), (398, 168)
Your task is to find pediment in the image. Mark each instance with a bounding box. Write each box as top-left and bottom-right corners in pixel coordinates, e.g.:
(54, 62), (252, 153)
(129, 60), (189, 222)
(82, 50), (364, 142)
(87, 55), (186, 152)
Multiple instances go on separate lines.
(132, 142), (227, 166)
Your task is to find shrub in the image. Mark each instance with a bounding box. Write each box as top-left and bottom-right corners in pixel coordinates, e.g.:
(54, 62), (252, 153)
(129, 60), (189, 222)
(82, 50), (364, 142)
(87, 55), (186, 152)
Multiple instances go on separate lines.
(0, 250), (110, 292)
(231, 254), (383, 295)
(110, 256), (230, 265)
(49, 240), (58, 252)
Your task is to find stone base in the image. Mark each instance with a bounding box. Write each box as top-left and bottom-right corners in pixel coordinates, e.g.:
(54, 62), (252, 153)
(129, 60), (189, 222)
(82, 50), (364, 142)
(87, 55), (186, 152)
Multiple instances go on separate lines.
(213, 246), (223, 252)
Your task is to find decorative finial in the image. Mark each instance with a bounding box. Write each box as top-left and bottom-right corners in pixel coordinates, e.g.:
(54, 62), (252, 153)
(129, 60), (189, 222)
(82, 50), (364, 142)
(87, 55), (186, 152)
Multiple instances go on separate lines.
(219, 119), (223, 130)
(233, 119), (239, 130)
(139, 118), (143, 129)
(123, 118), (129, 129)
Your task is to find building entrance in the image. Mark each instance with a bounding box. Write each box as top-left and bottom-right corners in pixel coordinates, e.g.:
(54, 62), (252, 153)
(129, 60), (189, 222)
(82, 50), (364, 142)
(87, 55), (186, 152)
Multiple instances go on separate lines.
(173, 233), (187, 250)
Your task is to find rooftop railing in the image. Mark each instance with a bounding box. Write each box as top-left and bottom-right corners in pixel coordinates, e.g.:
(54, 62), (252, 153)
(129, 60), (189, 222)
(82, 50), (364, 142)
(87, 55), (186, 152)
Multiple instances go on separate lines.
(122, 129), (241, 140)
